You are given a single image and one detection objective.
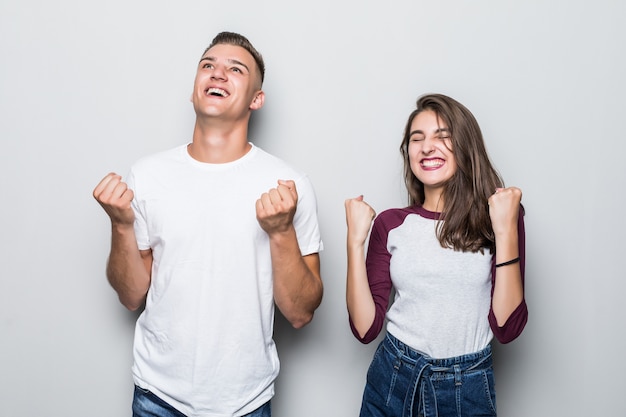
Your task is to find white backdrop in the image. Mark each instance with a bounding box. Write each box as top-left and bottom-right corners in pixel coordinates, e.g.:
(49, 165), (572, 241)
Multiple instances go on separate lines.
(1, 0), (625, 416)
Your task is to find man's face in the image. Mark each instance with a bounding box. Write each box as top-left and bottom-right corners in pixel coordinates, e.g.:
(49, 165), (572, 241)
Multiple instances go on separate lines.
(191, 43), (264, 120)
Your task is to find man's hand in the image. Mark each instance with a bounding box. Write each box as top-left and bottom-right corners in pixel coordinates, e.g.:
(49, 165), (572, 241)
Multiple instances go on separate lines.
(93, 173), (135, 226)
(256, 180), (298, 234)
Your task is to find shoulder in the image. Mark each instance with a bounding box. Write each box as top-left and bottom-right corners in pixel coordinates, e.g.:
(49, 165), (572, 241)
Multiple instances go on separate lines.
(373, 206), (421, 232)
(131, 144), (186, 173)
(251, 144), (310, 183)
(251, 145), (296, 168)
(376, 205), (424, 222)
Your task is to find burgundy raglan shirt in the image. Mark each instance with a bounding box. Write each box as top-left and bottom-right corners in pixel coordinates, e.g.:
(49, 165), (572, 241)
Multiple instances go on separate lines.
(349, 205), (527, 358)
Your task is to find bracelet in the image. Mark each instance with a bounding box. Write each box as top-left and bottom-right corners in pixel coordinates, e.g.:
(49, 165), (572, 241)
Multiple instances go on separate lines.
(495, 257), (520, 268)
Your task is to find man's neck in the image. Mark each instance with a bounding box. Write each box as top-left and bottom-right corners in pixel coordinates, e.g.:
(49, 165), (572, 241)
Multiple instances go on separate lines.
(188, 118), (251, 163)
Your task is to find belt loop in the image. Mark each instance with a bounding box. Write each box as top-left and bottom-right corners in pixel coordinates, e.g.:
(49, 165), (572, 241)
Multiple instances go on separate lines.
(454, 364), (462, 386)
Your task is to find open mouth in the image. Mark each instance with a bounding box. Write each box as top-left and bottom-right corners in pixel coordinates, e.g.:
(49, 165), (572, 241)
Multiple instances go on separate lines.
(206, 87), (229, 97)
(420, 158), (444, 168)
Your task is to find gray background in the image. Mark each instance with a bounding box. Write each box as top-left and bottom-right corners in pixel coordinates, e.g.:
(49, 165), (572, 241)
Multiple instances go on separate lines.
(1, 0), (624, 416)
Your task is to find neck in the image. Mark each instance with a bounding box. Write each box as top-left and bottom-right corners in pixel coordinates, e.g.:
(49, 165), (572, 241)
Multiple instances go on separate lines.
(422, 188), (444, 212)
(189, 118), (251, 163)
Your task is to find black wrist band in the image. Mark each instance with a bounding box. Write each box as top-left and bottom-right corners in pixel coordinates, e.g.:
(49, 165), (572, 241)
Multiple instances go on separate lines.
(495, 257), (520, 268)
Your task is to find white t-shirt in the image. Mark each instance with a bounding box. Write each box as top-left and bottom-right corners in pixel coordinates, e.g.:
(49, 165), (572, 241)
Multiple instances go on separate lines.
(126, 143), (323, 417)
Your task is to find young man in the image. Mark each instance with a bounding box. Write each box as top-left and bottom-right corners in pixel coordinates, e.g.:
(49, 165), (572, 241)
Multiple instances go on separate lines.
(93, 32), (324, 417)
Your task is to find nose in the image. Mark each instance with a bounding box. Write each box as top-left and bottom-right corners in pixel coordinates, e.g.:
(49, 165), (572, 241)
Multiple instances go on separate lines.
(421, 137), (435, 154)
(210, 65), (227, 81)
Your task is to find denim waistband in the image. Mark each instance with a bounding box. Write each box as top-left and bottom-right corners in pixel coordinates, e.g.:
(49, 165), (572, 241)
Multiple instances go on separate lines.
(385, 332), (492, 371)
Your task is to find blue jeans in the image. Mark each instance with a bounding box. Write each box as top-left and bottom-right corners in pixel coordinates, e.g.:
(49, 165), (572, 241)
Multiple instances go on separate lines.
(360, 333), (497, 417)
(132, 385), (271, 417)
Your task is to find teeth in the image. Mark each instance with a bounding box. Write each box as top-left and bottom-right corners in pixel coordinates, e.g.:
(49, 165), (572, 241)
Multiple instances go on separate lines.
(422, 159), (444, 167)
(207, 87), (228, 97)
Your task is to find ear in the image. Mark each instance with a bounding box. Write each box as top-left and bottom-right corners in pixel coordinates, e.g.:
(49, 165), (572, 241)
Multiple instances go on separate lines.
(250, 90), (265, 110)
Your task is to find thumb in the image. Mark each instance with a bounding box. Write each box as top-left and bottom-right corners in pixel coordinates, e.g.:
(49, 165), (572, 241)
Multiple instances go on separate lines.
(278, 179), (295, 189)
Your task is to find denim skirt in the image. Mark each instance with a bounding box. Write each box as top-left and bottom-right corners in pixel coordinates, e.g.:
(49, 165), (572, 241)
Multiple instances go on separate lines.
(359, 332), (497, 417)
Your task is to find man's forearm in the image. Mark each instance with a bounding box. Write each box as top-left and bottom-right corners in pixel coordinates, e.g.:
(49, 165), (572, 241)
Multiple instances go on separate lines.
(270, 228), (323, 328)
(106, 223), (151, 311)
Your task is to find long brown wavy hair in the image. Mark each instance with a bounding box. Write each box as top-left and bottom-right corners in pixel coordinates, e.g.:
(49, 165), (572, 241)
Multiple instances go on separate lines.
(400, 93), (503, 253)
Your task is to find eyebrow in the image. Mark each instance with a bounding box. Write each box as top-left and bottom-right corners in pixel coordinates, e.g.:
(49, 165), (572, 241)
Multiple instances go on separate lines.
(199, 56), (250, 73)
(409, 127), (450, 136)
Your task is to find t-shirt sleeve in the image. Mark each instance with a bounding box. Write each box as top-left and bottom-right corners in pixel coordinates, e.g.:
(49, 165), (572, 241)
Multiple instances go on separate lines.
(293, 174), (323, 256)
(126, 168), (151, 251)
(488, 205), (528, 343)
(349, 214), (394, 344)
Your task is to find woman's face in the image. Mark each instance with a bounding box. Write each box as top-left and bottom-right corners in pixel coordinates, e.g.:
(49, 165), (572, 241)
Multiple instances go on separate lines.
(407, 110), (457, 196)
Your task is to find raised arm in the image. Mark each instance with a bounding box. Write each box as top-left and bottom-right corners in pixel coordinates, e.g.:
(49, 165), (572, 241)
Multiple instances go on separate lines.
(488, 187), (525, 327)
(93, 173), (152, 311)
(345, 196), (377, 338)
(256, 180), (323, 329)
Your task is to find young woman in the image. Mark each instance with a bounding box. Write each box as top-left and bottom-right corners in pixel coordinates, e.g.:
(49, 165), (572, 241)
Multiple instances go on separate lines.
(345, 93), (527, 417)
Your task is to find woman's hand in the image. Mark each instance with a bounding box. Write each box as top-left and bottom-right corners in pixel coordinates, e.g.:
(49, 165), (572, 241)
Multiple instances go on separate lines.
(488, 187), (522, 236)
(345, 196), (376, 247)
